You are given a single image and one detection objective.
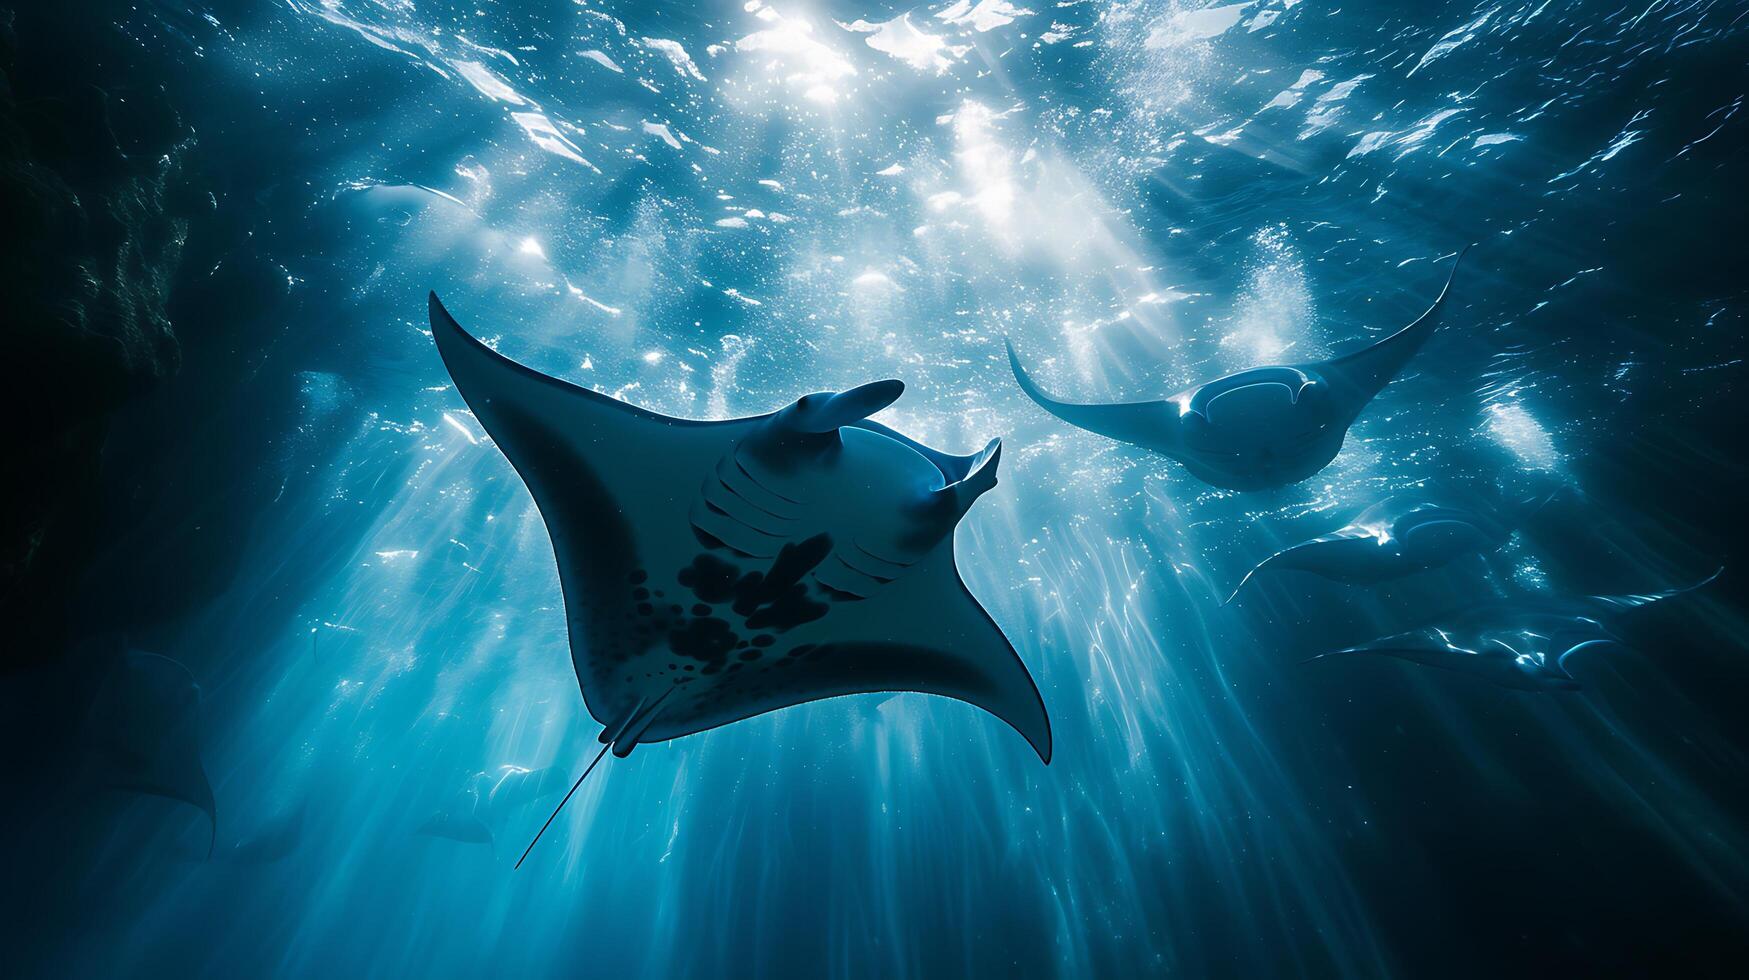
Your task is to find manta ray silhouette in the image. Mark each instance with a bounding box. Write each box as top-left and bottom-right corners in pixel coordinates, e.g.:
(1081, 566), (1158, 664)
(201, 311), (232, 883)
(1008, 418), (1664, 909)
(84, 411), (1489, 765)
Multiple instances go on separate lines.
(224, 805), (306, 864)
(1007, 247), (1469, 491)
(1226, 489), (1557, 603)
(84, 651), (216, 856)
(417, 765), (572, 848)
(1310, 569), (1722, 690)
(418, 778), (495, 847)
(429, 294), (1050, 866)
(174, 804), (307, 864)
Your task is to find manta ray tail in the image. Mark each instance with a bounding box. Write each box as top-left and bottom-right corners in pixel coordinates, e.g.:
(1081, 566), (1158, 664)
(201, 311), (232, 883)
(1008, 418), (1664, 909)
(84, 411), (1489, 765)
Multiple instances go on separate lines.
(515, 689), (678, 869)
(1319, 244), (1471, 399)
(514, 742), (611, 870)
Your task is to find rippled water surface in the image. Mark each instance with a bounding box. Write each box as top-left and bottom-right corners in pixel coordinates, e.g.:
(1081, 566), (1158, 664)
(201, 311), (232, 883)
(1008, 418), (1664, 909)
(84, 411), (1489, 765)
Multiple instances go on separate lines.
(18, 0), (1749, 976)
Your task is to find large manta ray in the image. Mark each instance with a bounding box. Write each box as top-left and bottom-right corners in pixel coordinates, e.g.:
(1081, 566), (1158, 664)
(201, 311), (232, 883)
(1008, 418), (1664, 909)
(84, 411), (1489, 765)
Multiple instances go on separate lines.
(1310, 569), (1722, 690)
(1006, 247), (1469, 491)
(429, 295), (1050, 864)
(1225, 489), (1557, 602)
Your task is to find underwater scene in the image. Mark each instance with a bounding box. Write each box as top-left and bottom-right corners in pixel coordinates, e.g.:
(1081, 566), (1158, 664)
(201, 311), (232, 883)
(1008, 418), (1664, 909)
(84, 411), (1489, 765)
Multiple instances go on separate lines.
(3, 0), (1747, 976)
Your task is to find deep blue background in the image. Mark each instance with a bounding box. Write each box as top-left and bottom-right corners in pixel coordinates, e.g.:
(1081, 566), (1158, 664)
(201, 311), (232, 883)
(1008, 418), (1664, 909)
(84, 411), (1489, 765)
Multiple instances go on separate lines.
(4, 1), (1747, 976)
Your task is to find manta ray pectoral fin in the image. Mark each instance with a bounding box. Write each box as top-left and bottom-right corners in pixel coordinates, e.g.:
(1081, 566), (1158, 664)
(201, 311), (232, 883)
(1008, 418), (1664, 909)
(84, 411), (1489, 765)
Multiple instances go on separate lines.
(1005, 338), (1178, 452)
(1223, 557), (1277, 605)
(431, 293), (719, 435)
(1224, 530), (1378, 604)
(88, 652), (217, 858)
(107, 774), (216, 859)
(1327, 627), (1477, 660)
(850, 553), (1051, 762)
(429, 294), (776, 686)
(703, 550), (1050, 762)
(1587, 566), (1723, 612)
(152, 718), (218, 859)
(1226, 539), (1324, 604)
(1552, 638), (1626, 679)
(1315, 245), (1471, 405)
(1316, 640), (1479, 681)
(429, 292), (767, 503)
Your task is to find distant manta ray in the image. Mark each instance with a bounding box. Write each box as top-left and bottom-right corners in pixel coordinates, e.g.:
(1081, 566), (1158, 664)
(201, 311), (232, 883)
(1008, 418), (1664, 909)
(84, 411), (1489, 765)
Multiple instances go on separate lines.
(429, 294), (1050, 867)
(416, 765), (572, 848)
(1311, 569), (1722, 690)
(1225, 489), (1558, 603)
(1007, 247), (1470, 491)
(84, 651), (216, 857)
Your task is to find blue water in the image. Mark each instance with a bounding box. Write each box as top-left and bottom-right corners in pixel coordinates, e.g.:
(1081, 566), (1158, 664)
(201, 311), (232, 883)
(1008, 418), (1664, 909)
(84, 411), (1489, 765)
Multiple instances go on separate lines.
(18, 0), (1749, 976)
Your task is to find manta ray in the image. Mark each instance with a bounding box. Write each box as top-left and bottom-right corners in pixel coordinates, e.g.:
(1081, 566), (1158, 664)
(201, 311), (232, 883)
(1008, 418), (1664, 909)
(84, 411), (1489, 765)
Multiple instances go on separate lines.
(177, 804), (307, 864)
(84, 651), (216, 856)
(1226, 489), (1557, 602)
(1006, 247), (1469, 491)
(417, 765), (572, 848)
(429, 294), (1050, 866)
(1310, 569), (1722, 690)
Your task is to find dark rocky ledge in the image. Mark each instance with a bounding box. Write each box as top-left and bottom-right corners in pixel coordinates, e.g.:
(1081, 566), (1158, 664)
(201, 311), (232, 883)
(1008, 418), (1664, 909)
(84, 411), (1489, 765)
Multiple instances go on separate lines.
(0, 5), (209, 665)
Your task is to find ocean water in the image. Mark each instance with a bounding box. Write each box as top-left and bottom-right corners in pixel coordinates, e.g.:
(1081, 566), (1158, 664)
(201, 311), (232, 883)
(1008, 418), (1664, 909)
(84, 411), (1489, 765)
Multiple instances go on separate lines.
(8, 0), (1749, 976)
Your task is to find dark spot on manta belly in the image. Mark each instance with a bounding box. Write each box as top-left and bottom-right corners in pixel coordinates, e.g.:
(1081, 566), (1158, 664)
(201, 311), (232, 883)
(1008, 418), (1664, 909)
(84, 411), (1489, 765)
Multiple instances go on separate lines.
(676, 536), (832, 632)
(669, 617), (738, 669)
(677, 553), (741, 604)
(610, 537), (850, 682)
(743, 588), (827, 631)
